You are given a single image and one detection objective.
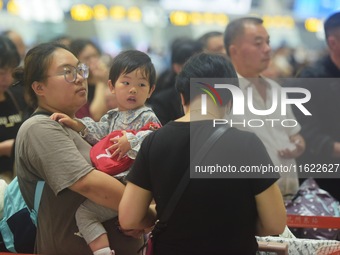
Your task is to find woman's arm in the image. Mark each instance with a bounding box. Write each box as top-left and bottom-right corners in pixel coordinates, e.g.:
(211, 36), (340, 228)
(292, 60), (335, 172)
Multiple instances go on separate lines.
(90, 82), (109, 121)
(118, 182), (157, 230)
(69, 169), (125, 211)
(255, 182), (286, 236)
(88, 58), (110, 121)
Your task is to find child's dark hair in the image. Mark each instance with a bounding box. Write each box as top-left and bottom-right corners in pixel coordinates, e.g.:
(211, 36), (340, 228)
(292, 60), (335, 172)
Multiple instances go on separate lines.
(109, 50), (156, 90)
(176, 53), (239, 106)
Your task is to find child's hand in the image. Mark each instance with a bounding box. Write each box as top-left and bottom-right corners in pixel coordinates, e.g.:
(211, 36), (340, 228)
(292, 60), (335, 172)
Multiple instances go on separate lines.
(50, 113), (84, 132)
(108, 131), (131, 160)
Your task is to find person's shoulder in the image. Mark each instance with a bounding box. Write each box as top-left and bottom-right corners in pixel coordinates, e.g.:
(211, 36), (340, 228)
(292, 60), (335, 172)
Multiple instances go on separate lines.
(133, 106), (158, 118)
(297, 65), (322, 78)
(139, 105), (155, 112)
(149, 121), (188, 137)
(18, 114), (57, 137)
(106, 108), (119, 116)
(226, 126), (258, 138)
(190, 124), (259, 143)
(296, 56), (331, 78)
(224, 127), (265, 149)
(100, 108), (118, 122)
(262, 76), (281, 88)
(115, 106), (161, 127)
(25, 114), (60, 128)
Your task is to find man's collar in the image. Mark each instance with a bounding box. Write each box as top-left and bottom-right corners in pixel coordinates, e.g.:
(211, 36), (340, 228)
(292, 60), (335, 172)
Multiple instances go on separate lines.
(237, 72), (252, 90)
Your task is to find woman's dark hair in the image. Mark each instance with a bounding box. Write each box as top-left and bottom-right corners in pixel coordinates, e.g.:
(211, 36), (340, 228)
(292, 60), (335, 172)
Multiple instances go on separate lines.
(68, 39), (101, 57)
(176, 52), (239, 106)
(109, 50), (156, 90)
(12, 42), (70, 109)
(0, 35), (20, 69)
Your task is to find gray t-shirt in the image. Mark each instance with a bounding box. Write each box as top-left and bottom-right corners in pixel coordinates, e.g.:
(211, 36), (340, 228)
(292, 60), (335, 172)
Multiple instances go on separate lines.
(15, 114), (142, 255)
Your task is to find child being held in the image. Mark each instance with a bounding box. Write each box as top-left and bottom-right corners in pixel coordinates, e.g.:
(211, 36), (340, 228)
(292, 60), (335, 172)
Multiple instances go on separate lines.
(51, 50), (161, 255)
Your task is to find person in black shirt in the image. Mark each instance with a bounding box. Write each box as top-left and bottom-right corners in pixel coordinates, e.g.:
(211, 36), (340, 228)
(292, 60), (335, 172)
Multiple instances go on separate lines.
(0, 36), (24, 183)
(119, 53), (286, 255)
(294, 11), (340, 201)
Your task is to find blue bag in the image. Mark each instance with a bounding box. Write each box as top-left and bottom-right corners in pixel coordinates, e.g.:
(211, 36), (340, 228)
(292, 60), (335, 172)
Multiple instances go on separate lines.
(0, 177), (44, 253)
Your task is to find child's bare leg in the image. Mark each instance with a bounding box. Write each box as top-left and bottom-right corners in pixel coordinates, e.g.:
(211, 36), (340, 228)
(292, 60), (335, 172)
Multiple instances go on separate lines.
(89, 233), (110, 251)
(90, 234), (114, 255)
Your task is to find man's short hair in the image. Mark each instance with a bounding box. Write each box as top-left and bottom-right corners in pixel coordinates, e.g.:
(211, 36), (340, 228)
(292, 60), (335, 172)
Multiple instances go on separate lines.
(170, 37), (202, 65)
(324, 12), (340, 39)
(198, 31), (223, 50)
(224, 16), (263, 56)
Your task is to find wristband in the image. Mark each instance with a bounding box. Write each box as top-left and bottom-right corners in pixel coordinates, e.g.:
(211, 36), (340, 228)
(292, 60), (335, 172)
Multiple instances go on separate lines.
(79, 127), (88, 138)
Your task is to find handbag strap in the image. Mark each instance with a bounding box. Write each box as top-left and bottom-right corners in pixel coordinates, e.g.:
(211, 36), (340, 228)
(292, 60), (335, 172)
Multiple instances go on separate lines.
(159, 124), (229, 224)
(6, 90), (22, 116)
(34, 181), (45, 212)
(28, 180), (45, 226)
(28, 112), (49, 217)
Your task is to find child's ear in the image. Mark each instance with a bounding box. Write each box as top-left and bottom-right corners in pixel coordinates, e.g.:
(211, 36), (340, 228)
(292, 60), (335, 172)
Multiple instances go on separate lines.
(147, 85), (156, 98)
(108, 80), (115, 94)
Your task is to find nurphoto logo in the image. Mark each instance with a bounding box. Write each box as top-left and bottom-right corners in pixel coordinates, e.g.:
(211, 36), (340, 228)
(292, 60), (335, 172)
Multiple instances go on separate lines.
(193, 78), (312, 128)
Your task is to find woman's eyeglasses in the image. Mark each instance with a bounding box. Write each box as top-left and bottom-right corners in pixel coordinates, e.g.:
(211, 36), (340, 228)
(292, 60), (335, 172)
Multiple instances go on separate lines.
(47, 63), (89, 83)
